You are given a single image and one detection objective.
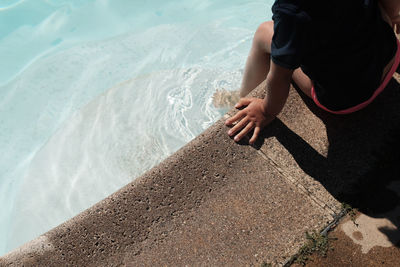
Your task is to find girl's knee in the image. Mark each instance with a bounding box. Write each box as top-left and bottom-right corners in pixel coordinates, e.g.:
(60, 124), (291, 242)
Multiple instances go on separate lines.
(254, 21), (274, 52)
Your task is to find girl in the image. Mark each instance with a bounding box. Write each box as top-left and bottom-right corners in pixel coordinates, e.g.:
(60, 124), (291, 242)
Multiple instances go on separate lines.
(225, 0), (400, 144)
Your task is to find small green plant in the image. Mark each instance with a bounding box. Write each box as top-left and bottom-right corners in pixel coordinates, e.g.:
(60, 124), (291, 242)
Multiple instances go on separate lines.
(292, 230), (335, 266)
(260, 262), (272, 267)
(341, 202), (358, 226)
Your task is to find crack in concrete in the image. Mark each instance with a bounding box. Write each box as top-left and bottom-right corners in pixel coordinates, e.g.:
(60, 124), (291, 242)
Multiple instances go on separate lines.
(256, 148), (335, 217)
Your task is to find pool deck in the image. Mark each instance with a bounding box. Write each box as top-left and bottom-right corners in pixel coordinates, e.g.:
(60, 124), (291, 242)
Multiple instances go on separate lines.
(1, 75), (400, 266)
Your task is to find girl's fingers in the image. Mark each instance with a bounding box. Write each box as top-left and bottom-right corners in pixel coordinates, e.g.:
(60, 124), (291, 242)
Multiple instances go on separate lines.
(249, 126), (261, 144)
(392, 15), (400, 24)
(226, 98), (255, 126)
(225, 110), (245, 125)
(228, 116), (249, 137)
(234, 98), (252, 109)
(233, 121), (255, 142)
(392, 15), (400, 33)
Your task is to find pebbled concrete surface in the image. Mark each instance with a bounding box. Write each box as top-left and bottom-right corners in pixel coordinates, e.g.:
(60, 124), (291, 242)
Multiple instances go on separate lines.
(1, 74), (400, 266)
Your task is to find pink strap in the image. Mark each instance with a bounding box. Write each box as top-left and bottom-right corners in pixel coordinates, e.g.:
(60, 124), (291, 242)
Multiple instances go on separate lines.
(311, 39), (400, 115)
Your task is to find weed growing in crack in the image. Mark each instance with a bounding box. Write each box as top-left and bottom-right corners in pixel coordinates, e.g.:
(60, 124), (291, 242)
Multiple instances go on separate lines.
(341, 202), (358, 227)
(292, 230), (337, 266)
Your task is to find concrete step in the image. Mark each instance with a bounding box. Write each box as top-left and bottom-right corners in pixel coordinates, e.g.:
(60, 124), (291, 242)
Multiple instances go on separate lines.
(2, 74), (400, 266)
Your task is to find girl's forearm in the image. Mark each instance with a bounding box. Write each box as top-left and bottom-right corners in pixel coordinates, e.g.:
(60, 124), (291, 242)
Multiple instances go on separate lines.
(263, 62), (292, 117)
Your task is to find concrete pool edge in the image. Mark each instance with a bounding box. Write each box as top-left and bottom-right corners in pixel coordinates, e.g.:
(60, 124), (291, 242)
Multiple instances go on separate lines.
(2, 75), (400, 265)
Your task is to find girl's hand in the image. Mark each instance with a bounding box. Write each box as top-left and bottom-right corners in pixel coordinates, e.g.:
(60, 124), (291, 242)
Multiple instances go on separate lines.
(225, 97), (275, 144)
(392, 15), (400, 34)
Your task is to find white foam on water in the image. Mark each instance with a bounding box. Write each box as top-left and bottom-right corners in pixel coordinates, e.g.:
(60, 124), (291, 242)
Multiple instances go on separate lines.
(0, 0), (272, 255)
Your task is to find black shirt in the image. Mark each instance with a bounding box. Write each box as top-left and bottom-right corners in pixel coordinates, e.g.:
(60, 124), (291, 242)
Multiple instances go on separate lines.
(271, 0), (397, 110)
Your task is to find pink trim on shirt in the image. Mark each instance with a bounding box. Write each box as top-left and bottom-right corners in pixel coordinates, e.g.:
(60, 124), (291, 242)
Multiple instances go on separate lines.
(311, 39), (400, 115)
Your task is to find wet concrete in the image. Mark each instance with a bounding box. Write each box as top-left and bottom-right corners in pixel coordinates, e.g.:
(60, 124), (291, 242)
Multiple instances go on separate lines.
(296, 212), (400, 267)
(1, 73), (400, 266)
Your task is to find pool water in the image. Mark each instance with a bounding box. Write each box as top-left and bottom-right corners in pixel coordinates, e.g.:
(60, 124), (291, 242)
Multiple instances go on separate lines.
(0, 0), (272, 255)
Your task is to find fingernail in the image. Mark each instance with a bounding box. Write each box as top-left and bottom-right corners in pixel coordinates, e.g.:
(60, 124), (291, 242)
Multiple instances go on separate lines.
(234, 136), (239, 142)
(228, 130), (232, 135)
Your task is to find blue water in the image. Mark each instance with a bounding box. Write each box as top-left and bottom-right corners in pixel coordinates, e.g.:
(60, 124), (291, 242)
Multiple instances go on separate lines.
(0, 0), (272, 255)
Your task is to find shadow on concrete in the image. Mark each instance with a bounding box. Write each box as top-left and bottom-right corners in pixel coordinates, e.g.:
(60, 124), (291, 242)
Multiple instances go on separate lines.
(254, 77), (400, 248)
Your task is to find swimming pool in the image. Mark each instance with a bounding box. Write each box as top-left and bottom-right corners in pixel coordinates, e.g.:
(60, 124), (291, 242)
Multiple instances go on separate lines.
(0, 0), (272, 255)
